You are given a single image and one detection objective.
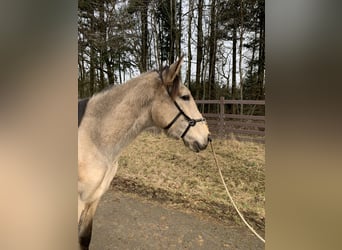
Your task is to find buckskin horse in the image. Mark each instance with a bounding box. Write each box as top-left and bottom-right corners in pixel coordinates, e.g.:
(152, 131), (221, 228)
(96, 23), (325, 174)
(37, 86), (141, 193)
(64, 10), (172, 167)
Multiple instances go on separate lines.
(78, 56), (211, 249)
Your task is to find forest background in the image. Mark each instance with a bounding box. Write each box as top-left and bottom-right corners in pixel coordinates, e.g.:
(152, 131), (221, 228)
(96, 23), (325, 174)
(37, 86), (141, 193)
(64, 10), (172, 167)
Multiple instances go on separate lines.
(78, 0), (265, 114)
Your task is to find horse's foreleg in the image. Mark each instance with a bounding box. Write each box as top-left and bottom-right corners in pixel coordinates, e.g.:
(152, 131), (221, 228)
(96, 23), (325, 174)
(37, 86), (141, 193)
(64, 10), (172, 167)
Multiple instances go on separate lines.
(78, 161), (119, 249)
(78, 199), (99, 250)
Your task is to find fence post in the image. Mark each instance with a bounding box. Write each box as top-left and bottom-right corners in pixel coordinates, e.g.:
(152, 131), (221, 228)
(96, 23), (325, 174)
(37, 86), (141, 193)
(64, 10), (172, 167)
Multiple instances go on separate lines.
(219, 96), (225, 138)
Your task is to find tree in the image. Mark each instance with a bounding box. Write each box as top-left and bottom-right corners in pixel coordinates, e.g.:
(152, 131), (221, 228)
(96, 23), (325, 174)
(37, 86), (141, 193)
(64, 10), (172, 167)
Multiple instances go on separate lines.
(128, 0), (150, 73)
(239, 0), (244, 114)
(77, 0), (265, 106)
(195, 0), (203, 100)
(186, 0), (194, 87)
(256, 0), (265, 99)
(208, 0), (218, 102)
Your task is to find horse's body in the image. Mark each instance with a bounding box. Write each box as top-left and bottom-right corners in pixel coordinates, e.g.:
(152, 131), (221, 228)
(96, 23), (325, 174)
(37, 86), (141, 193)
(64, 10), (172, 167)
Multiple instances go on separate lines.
(78, 57), (210, 249)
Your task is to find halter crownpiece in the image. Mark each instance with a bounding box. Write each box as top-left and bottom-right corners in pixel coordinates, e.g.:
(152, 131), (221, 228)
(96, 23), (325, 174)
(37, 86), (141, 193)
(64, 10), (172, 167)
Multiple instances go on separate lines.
(163, 100), (206, 139)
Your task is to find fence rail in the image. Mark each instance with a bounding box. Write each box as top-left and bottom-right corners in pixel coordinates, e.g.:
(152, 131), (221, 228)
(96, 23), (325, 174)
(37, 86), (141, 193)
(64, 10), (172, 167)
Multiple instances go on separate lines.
(195, 97), (265, 143)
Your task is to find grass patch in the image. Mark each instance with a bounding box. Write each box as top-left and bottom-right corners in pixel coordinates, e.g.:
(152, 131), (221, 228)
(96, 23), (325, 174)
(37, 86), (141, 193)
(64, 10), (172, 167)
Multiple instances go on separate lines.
(112, 132), (265, 232)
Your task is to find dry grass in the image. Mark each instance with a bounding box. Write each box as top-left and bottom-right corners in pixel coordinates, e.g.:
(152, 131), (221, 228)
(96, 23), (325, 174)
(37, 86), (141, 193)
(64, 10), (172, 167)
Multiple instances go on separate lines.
(113, 132), (265, 231)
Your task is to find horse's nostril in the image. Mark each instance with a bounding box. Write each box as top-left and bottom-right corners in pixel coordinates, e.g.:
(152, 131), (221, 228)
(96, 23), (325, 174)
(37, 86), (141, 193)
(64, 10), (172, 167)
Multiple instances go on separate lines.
(192, 141), (207, 151)
(198, 141), (208, 150)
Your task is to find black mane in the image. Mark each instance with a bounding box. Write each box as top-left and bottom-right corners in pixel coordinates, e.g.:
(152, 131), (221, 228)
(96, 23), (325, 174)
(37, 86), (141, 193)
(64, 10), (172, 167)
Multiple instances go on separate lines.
(78, 98), (89, 127)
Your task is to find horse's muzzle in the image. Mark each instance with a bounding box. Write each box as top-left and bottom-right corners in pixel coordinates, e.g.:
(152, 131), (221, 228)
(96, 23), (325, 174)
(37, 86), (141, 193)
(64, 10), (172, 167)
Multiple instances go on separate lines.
(192, 139), (210, 152)
(183, 134), (211, 152)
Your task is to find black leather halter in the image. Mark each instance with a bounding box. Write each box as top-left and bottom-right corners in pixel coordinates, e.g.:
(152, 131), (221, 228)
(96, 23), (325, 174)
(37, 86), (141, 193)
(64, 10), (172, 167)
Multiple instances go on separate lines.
(163, 100), (206, 139)
(158, 67), (206, 139)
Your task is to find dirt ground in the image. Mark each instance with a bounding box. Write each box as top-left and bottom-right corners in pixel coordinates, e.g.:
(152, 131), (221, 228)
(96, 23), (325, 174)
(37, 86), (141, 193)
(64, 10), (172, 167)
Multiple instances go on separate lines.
(91, 188), (264, 250)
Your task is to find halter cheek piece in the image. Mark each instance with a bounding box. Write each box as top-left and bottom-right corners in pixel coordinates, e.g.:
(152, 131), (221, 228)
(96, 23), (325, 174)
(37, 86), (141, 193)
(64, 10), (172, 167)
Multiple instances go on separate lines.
(158, 67), (206, 139)
(163, 100), (206, 139)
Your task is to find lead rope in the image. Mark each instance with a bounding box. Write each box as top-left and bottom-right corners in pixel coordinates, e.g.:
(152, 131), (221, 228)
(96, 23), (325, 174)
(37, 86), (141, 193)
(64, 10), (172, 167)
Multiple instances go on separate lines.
(209, 141), (266, 243)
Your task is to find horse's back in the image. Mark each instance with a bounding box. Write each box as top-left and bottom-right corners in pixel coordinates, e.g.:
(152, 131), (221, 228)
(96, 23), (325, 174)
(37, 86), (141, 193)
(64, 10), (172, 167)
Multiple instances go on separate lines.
(78, 98), (89, 127)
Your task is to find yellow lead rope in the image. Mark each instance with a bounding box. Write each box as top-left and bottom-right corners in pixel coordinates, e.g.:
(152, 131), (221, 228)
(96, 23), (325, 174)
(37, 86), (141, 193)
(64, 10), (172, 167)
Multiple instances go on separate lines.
(209, 141), (265, 243)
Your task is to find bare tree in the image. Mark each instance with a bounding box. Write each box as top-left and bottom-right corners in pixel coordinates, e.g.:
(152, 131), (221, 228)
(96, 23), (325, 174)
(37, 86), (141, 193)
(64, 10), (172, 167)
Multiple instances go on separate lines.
(186, 0), (194, 87)
(77, 0), (265, 104)
(239, 0), (244, 114)
(195, 0), (203, 100)
(208, 0), (218, 102)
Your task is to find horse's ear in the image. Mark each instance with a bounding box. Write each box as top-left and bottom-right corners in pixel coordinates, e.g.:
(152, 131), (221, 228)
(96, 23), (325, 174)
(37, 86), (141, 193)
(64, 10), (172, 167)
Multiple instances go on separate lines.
(162, 55), (184, 85)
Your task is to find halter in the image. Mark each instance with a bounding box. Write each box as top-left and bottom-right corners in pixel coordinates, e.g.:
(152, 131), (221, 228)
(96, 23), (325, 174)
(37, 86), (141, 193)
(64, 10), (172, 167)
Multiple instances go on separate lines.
(158, 67), (206, 139)
(163, 100), (206, 139)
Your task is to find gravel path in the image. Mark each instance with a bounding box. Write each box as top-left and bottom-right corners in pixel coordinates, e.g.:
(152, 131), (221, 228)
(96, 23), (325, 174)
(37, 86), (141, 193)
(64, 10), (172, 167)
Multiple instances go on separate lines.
(91, 189), (264, 250)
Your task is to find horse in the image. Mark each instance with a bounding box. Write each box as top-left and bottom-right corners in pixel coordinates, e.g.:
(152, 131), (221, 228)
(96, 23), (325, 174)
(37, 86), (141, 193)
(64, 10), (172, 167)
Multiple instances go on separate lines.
(78, 56), (211, 249)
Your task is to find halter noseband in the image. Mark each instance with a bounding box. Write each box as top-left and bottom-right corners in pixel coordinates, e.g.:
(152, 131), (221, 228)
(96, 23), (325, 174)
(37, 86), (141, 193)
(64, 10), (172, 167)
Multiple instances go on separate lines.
(163, 100), (206, 139)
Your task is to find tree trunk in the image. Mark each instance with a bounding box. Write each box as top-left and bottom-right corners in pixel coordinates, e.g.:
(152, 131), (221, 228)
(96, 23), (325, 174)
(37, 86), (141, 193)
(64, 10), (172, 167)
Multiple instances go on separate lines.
(177, 0), (182, 59)
(250, 26), (257, 78)
(195, 0), (203, 100)
(186, 0), (193, 87)
(208, 0), (217, 105)
(141, 3), (148, 72)
(89, 9), (95, 96)
(99, 1), (106, 90)
(118, 53), (122, 84)
(239, 0), (244, 114)
(248, 24), (258, 99)
(201, 54), (208, 112)
(105, 56), (114, 85)
(152, 8), (161, 69)
(169, 0), (176, 63)
(232, 24), (237, 113)
(257, 8), (265, 99)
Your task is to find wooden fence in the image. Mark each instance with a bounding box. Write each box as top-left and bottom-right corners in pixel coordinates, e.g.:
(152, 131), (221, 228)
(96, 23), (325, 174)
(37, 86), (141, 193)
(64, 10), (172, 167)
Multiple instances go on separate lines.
(195, 97), (265, 143)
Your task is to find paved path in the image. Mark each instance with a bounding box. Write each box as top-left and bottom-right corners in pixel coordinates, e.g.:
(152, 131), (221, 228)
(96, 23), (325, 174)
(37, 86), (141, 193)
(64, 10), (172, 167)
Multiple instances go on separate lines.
(91, 189), (264, 250)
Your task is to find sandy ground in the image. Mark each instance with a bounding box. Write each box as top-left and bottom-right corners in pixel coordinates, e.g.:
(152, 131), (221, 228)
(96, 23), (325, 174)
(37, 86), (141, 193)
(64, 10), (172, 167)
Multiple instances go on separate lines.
(91, 188), (264, 250)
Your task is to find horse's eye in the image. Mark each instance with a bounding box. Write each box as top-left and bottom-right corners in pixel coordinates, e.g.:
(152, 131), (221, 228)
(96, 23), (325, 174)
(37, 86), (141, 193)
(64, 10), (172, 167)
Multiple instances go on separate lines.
(180, 95), (190, 101)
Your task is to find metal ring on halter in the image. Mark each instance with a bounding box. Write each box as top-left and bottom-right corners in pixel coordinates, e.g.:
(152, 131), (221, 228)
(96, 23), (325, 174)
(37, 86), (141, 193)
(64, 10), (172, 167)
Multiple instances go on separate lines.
(188, 119), (196, 126)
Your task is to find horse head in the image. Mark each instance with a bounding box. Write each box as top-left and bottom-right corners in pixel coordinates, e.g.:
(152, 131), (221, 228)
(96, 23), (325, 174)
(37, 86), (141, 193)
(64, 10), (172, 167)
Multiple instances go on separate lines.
(152, 56), (211, 152)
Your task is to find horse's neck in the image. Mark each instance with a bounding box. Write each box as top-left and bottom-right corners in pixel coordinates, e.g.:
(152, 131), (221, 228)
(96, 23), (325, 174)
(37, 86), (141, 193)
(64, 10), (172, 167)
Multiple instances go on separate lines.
(88, 79), (156, 160)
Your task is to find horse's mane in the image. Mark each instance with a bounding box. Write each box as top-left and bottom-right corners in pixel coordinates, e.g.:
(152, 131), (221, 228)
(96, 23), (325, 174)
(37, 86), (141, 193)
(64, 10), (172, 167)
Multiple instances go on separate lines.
(78, 98), (89, 127)
(78, 68), (180, 126)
